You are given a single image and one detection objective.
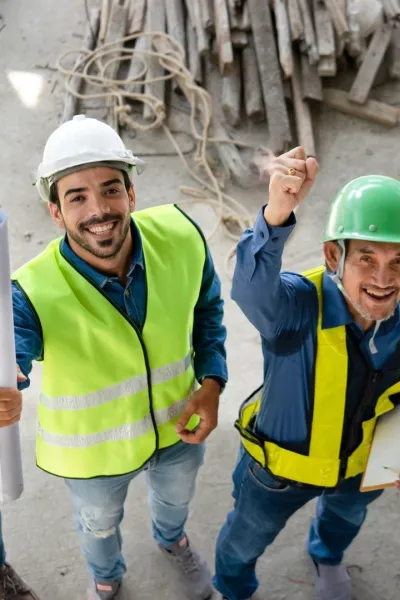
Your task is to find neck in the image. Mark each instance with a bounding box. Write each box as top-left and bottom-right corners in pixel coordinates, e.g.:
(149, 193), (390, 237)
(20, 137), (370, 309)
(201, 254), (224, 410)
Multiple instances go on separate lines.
(67, 230), (133, 284)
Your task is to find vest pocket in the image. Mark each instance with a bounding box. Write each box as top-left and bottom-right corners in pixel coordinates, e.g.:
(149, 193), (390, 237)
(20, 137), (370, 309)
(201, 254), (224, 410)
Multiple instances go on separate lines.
(247, 460), (290, 492)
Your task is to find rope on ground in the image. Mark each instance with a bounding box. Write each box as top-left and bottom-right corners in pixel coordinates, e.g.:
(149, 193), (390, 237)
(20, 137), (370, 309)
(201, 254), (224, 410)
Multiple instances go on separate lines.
(56, 30), (263, 277)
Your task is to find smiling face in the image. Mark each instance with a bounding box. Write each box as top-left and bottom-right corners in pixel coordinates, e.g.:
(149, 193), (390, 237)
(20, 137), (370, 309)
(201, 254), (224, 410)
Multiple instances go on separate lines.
(49, 166), (135, 265)
(324, 239), (400, 327)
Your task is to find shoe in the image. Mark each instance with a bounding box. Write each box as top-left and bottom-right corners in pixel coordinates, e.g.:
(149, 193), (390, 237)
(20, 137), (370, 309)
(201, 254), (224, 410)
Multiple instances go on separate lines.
(159, 535), (214, 600)
(0, 564), (40, 599)
(87, 580), (124, 600)
(314, 564), (353, 600)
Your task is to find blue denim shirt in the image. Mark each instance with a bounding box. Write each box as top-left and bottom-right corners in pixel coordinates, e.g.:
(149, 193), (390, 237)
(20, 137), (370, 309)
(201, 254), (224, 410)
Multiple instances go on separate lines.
(13, 217), (228, 389)
(232, 208), (400, 449)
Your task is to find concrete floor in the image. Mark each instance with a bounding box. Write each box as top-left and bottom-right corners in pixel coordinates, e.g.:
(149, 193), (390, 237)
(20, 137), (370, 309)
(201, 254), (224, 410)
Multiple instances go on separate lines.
(1, 0), (400, 598)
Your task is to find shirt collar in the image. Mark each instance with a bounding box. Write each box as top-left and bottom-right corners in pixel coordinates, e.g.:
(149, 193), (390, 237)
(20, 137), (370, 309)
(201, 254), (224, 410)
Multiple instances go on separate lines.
(321, 271), (400, 331)
(60, 217), (144, 288)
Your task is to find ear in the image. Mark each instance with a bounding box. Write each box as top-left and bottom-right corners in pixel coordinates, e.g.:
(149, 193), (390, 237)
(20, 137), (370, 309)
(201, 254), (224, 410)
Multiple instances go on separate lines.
(323, 241), (342, 272)
(48, 202), (66, 229)
(128, 184), (136, 213)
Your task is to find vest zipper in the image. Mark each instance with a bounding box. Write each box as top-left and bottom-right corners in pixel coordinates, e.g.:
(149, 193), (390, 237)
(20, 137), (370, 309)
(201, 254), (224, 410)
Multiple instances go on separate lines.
(339, 370), (380, 479)
(59, 247), (160, 458)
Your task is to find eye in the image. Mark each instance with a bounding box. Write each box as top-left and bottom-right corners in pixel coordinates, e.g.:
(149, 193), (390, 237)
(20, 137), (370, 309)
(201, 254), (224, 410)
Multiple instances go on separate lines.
(71, 195), (85, 203)
(105, 188), (120, 195)
(360, 256), (372, 263)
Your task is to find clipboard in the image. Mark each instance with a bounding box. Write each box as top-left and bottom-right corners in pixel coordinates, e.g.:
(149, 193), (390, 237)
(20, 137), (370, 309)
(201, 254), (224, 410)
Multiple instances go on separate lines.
(360, 405), (400, 492)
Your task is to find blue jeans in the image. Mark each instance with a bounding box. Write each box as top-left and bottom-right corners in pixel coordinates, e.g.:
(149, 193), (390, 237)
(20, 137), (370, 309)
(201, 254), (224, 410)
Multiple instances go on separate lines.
(65, 441), (205, 583)
(214, 447), (383, 600)
(0, 512), (5, 566)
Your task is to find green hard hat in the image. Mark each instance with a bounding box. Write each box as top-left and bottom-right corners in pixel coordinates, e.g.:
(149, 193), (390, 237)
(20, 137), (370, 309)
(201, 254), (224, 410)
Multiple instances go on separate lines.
(322, 175), (400, 244)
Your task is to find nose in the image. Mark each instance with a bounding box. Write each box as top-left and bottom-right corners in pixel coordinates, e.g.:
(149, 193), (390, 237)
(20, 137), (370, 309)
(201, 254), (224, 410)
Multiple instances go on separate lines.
(86, 190), (111, 215)
(374, 264), (396, 288)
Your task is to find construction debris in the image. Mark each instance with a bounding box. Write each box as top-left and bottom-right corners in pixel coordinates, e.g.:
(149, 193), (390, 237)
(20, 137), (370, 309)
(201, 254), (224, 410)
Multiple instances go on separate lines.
(59, 0), (400, 164)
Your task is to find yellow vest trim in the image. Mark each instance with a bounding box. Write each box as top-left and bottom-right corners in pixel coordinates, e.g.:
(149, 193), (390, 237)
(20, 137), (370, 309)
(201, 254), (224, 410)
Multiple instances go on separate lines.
(236, 266), (398, 488)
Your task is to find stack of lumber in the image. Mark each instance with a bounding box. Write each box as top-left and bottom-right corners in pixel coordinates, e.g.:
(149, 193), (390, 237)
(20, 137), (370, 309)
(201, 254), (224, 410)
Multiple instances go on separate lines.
(62, 0), (400, 158)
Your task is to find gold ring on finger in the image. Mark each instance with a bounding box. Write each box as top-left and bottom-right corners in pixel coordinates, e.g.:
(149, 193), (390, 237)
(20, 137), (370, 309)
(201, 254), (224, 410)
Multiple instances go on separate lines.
(288, 168), (296, 176)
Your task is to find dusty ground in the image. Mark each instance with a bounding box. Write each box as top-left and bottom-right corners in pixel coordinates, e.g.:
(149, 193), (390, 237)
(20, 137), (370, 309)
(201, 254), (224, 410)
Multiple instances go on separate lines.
(1, 0), (400, 598)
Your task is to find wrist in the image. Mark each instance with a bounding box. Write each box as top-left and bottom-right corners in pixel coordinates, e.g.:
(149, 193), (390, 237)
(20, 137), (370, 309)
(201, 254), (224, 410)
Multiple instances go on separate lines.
(201, 377), (223, 394)
(263, 205), (291, 227)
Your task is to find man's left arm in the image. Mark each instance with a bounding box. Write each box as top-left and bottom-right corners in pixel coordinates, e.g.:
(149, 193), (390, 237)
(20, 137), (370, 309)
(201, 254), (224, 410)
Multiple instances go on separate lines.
(176, 246), (227, 444)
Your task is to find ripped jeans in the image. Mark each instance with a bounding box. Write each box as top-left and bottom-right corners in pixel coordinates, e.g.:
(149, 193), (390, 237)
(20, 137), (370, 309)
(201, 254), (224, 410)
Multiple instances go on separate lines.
(65, 441), (205, 583)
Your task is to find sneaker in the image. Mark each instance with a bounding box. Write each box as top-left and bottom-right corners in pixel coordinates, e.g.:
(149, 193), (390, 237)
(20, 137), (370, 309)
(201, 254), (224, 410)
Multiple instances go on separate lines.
(314, 564), (353, 600)
(0, 564), (40, 600)
(87, 580), (123, 600)
(159, 536), (213, 600)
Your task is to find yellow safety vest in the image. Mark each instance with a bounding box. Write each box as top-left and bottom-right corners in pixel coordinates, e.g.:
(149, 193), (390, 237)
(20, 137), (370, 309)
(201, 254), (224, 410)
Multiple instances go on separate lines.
(13, 205), (206, 479)
(236, 266), (400, 488)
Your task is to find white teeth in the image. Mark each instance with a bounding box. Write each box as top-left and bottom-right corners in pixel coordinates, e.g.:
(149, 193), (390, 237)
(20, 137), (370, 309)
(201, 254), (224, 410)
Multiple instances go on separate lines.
(88, 223), (114, 234)
(365, 289), (393, 298)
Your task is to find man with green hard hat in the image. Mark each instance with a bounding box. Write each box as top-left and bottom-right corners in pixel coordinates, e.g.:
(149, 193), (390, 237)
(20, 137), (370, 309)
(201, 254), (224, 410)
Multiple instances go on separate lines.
(213, 146), (400, 600)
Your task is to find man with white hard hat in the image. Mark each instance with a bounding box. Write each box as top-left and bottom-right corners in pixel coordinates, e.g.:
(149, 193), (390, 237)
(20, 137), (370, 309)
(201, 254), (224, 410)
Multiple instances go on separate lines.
(1, 115), (227, 600)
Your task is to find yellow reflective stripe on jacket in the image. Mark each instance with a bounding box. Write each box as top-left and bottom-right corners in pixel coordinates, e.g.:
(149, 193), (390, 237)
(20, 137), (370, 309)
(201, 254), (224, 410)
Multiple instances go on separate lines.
(39, 352), (192, 411)
(237, 265), (397, 488)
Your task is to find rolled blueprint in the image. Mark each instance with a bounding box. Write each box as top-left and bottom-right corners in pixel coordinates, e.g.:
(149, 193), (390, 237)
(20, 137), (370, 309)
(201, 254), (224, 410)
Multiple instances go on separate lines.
(0, 210), (24, 502)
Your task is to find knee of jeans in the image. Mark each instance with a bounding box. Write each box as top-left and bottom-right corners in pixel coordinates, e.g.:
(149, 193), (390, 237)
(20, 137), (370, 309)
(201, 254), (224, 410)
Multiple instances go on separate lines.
(78, 506), (122, 538)
(325, 501), (367, 527)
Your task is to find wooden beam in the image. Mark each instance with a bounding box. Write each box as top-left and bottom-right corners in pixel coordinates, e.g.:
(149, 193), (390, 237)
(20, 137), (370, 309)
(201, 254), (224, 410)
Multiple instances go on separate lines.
(105, 0), (129, 130)
(313, 0), (335, 57)
(388, 27), (400, 79)
(346, 0), (362, 57)
(128, 0), (146, 34)
(231, 30), (249, 48)
(143, 0), (166, 121)
(185, 0), (209, 56)
(301, 53), (322, 101)
(298, 0), (319, 64)
(349, 22), (393, 105)
(186, 18), (202, 84)
(214, 0), (234, 75)
(200, 0), (214, 32)
(99, 0), (110, 42)
(274, 0), (293, 77)
(227, 0), (242, 27)
(292, 51), (316, 157)
(242, 34), (265, 122)
(288, 0), (304, 42)
(323, 0), (349, 39)
(240, 2), (251, 30)
(165, 0), (185, 93)
(61, 9), (101, 123)
(323, 88), (399, 127)
(248, 0), (291, 151)
(318, 55), (337, 77)
(222, 52), (242, 126)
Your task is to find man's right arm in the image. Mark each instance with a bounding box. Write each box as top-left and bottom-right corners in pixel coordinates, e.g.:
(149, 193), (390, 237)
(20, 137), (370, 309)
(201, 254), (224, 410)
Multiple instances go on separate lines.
(12, 282), (43, 390)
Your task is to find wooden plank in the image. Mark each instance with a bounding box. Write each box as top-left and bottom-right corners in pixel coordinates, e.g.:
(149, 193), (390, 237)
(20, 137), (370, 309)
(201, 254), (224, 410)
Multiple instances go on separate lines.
(313, 0), (335, 57)
(292, 51), (316, 157)
(186, 17), (202, 84)
(205, 61), (255, 188)
(185, 0), (209, 56)
(240, 2), (251, 30)
(165, 0), (185, 93)
(227, 0), (242, 27)
(388, 27), (400, 79)
(349, 23), (393, 105)
(99, 0), (110, 42)
(231, 30), (248, 47)
(298, 0), (319, 64)
(214, 0), (234, 75)
(288, 0), (304, 42)
(274, 0), (293, 77)
(323, 0), (349, 39)
(248, 0), (291, 152)
(242, 33), (265, 122)
(200, 0), (214, 32)
(301, 53), (322, 101)
(323, 88), (399, 127)
(222, 52), (242, 126)
(105, 0), (129, 130)
(318, 55), (337, 76)
(61, 8), (101, 123)
(128, 0), (146, 34)
(143, 0), (166, 121)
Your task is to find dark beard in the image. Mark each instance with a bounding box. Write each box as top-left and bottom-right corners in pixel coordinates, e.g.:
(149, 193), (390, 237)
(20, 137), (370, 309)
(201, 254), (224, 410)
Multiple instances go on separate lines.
(67, 217), (131, 259)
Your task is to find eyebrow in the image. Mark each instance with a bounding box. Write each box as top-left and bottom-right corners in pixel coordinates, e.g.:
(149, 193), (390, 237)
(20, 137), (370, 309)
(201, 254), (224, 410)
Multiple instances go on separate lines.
(358, 246), (400, 256)
(64, 178), (123, 199)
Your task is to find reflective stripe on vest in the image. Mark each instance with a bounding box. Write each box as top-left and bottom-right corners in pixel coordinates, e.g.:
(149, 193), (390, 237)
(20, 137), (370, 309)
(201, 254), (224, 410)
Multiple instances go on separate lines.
(13, 204), (206, 479)
(236, 266), (400, 488)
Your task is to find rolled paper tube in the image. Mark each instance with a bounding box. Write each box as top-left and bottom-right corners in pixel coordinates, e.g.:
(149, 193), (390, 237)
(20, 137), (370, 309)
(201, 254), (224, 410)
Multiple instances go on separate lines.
(0, 210), (24, 503)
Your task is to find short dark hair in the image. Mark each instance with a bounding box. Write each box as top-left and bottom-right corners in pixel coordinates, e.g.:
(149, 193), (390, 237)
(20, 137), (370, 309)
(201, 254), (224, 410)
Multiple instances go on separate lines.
(49, 169), (132, 208)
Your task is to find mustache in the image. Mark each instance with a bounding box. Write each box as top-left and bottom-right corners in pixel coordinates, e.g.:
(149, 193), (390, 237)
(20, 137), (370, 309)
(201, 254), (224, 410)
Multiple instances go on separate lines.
(79, 214), (122, 231)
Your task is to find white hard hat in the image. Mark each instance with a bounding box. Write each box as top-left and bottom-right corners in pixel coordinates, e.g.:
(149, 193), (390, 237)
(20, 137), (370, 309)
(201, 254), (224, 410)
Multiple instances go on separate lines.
(34, 115), (145, 202)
